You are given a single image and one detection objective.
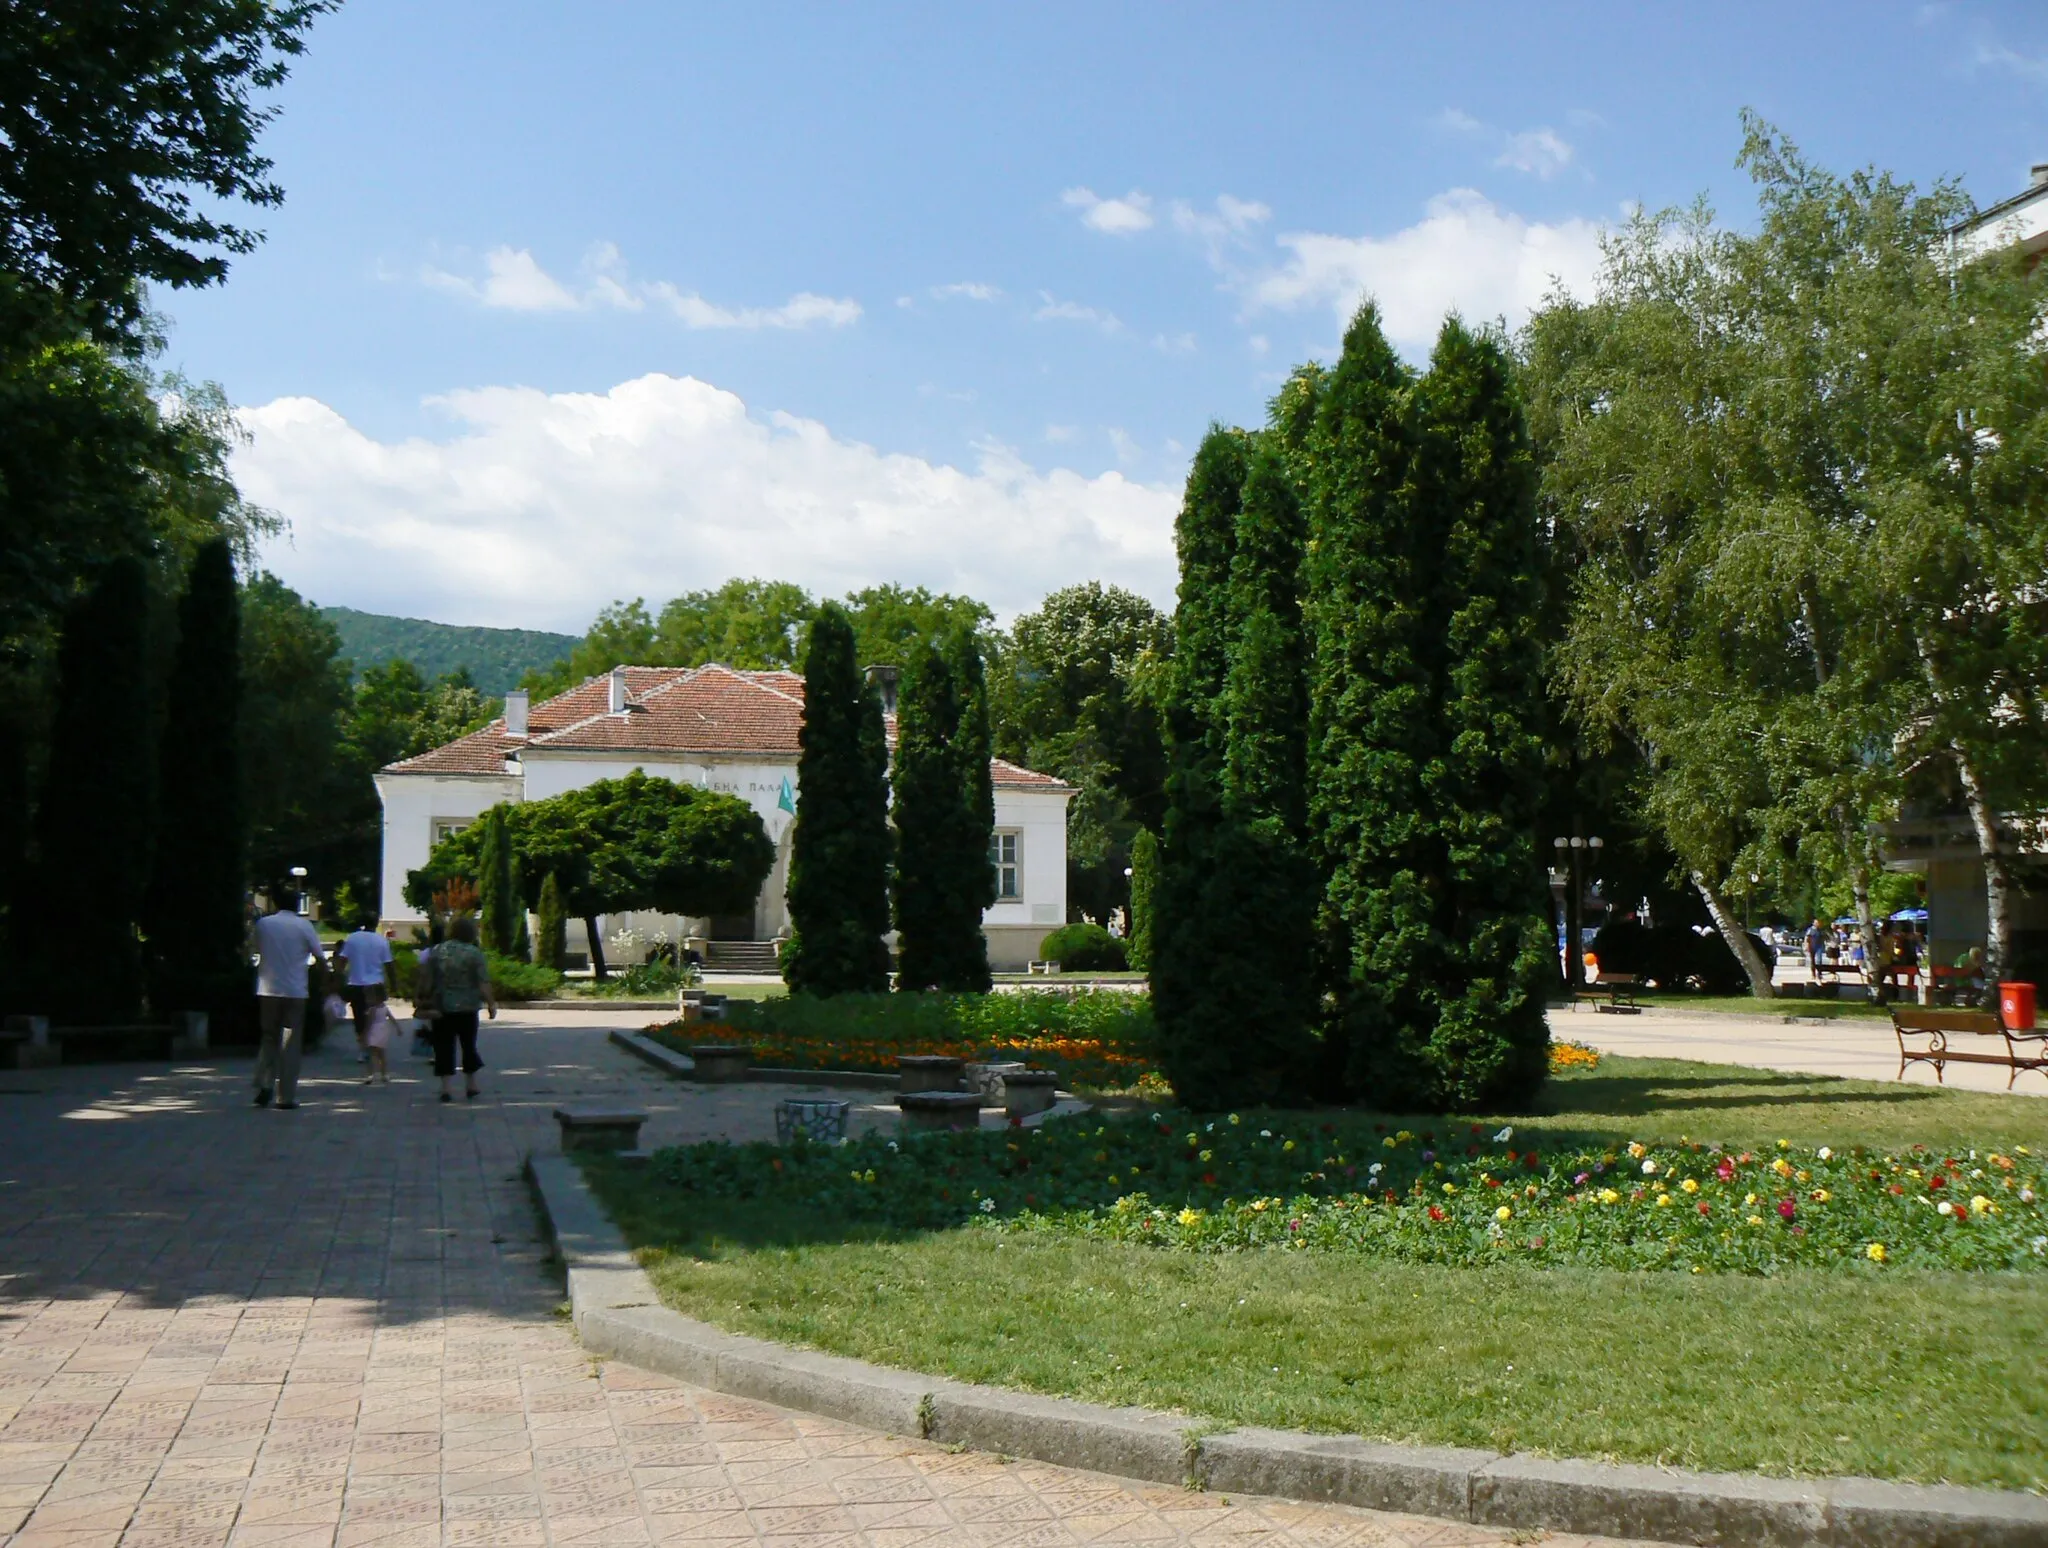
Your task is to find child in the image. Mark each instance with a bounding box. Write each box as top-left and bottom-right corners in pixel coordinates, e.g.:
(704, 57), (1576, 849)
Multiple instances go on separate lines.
(361, 1001), (396, 1084)
(321, 988), (350, 1053)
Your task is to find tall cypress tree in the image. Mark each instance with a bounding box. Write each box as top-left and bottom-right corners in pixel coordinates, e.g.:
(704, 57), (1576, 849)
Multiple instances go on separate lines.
(25, 558), (155, 1023)
(1124, 827), (1158, 974)
(783, 604), (891, 994)
(1303, 303), (1427, 1102)
(534, 871), (568, 971)
(952, 632), (996, 989)
(893, 642), (991, 991)
(144, 538), (247, 1025)
(1401, 318), (1552, 1107)
(478, 805), (518, 955)
(1152, 427), (1253, 1108)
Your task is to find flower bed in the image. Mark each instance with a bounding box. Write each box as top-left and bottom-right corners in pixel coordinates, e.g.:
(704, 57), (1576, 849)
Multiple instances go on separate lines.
(646, 989), (1161, 1092)
(640, 1110), (2047, 1276)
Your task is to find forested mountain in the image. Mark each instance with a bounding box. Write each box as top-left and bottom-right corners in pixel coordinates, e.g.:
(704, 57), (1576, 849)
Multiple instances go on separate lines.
(321, 608), (577, 695)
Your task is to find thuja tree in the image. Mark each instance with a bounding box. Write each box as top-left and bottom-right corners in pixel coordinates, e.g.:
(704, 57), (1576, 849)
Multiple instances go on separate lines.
(23, 558), (155, 1023)
(143, 538), (247, 1023)
(478, 805), (526, 958)
(893, 641), (993, 991)
(783, 603), (892, 994)
(1306, 306), (1551, 1110)
(1125, 826), (1158, 973)
(534, 871), (567, 971)
(1156, 426), (1317, 1107)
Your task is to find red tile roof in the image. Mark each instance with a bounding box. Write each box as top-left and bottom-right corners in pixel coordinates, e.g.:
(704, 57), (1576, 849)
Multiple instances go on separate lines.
(382, 665), (1071, 791)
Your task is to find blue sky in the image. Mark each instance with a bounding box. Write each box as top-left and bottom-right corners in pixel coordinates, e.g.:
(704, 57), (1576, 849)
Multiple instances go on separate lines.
(169, 1), (2048, 632)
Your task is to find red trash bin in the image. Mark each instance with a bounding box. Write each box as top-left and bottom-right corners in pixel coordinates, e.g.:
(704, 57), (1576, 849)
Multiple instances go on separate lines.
(1999, 981), (2036, 1031)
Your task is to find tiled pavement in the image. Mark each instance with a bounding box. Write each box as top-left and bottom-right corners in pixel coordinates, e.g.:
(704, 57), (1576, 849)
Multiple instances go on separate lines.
(0, 1010), (1667, 1548)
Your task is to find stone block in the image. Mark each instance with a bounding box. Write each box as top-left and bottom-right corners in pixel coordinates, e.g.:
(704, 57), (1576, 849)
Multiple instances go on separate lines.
(1199, 1429), (1490, 1519)
(1471, 1453), (1828, 1546)
(964, 1060), (1026, 1102)
(1002, 1070), (1059, 1118)
(552, 1104), (648, 1152)
(925, 1385), (1191, 1486)
(1823, 1476), (2048, 1548)
(898, 1054), (964, 1094)
(897, 1090), (983, 1132)
(686, 1044), (755, 1083)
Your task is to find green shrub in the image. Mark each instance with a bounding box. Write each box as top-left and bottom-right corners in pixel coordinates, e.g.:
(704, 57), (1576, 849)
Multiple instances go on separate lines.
(486, 951), (562, 1001)
(1038, 922), (1128, 972)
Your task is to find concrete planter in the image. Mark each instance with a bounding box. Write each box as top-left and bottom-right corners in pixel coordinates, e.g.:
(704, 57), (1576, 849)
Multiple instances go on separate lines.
(897, 1090), (983, 1132)
(897, 1054), (965, 1094)
(687, 1044), (756, 1083)
(1002, 1070), (1060, 1118)
(964, 1060), (1026, 1102)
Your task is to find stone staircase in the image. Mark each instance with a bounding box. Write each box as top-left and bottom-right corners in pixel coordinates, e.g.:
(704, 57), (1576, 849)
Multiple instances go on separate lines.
(703, 940), (781, 974)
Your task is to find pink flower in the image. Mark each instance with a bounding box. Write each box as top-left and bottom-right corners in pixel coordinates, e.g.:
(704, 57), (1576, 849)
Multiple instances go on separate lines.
(1777, 1198), (1797, 1221)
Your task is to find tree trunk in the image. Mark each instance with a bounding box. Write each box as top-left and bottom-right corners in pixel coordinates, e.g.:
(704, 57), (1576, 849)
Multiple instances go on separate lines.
(1692, 871), (1776, 998)
(1953, 747), (2012, 985)
(584, 915), (609, 981)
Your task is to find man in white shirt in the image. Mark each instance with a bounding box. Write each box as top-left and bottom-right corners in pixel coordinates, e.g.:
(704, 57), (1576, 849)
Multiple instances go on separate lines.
(251, 892), (325, 1109)
(335, 915), (396, 1062)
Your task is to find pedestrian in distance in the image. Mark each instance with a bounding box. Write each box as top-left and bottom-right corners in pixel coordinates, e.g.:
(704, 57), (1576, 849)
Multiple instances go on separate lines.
(1803, 918), (1825, 973)
(430, 915), (496, 1103)
(335, 911), (395, 1068)
(250, 890), (324, 1109)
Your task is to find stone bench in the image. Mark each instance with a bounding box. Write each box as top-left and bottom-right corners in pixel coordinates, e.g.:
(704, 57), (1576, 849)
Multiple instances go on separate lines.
(1002, 1069), (1060, 1118)
(896, 1090), (982, 1132)
(2, 1014), (211, 1068)
(553, 1104), (648, 1153)
(686, 1044), (756, 1083)
(898, 1054), (965, 1094)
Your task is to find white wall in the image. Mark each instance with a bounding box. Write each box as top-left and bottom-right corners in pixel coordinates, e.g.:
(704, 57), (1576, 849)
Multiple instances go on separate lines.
(373, 772), (519, 925)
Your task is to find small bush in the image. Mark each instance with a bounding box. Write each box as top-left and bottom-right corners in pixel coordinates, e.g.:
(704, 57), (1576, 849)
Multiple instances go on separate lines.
(487, 951), (562, 1001)
(1037, 922), (1128, 972)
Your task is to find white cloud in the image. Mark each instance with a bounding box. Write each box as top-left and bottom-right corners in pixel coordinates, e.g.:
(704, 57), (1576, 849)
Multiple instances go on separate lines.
(1151, 331), (1197, 355)
(1044, 424), (1078, 443)
(931, 281), (1002, 302)
(1062, 186), (1156, 234)
(1248, 188), (1606, 353)
(1496, 127), (1574, 180)
(1433, 107), (1486, 136)
(1976, 40), (2048, 81)
(1107, 428), (1139, 465)
(234, 374), (1177, 631)
(1034, 292), (1124, 333)
(418, 243), (860, 330)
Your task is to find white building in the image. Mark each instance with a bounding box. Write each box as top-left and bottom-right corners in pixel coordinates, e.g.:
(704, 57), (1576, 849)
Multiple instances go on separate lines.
(374, 663), (1074, 970)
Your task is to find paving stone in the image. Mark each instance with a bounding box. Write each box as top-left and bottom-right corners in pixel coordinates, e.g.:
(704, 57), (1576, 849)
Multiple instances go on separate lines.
(0, 1012), (1661, 1548)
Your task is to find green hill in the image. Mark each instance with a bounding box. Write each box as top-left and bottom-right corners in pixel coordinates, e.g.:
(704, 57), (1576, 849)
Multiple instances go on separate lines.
(321, 607), (578, 696)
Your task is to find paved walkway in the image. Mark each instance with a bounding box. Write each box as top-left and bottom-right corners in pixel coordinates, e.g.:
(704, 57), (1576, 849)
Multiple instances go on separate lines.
(0, 1010), (1664, 1548)
(1552, 1002), (2048, 1096)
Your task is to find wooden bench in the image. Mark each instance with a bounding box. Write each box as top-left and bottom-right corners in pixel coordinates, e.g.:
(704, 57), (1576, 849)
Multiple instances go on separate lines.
(1582, 974), (1641, 1014)
(1892, 1007), (2048, 1090)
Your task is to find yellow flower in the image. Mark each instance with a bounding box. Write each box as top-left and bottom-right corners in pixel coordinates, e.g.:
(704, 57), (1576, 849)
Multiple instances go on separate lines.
(863, 1169), (876, 1184)
(1971, 1195), (1994, 1215)
(1744, 1192), (1759, 1207)
(1200, 1149), (1213, 1162)
(1187, 1133), (1199, 1146)
(1176, 1207), (1202, 1226)
(1495, 1205), (1513, 1222)
(1627, 1142), (1646, 1159)
(1777, 1139), (1790, 1150)
(1810, 1189), (1831, 1203)
(1680, 1178), (1699, 1194)
(1250, 1199), (1269, 1212)
(1866, 1243), (1888, 1263)
(1598, 1188), (1621, 1205)
(1107, 1175), (1119, 1186)
(1229, 1114), (1241, 1125)
(1443, 1183), (1459, 1196)
(1656, 1193), (1673, 1208)
(1772, 1158), (1793, 1177)
(1747, 1215), (1765, 1227)
(1382, 1137), (1397, 1150)
(1796, 1170), (1810, 1183)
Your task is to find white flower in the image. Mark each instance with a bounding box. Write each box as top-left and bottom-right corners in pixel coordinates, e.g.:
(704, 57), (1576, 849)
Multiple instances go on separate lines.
(887, 1140), (899, 1152)
(2032, 1236), (2047, 1256)
(1937, 1200), (1955, 1216)
(1368, 1162), (1383, 1175)
(1816, 1147), (1832, 1161)
(1261, 1130), (1273, 1139)
(1641, 1160), (1658, 1176)
(1494, 1126), (1513, 1143)
(2021, 1188), (2036, 1205)
(979, 1198), (995, 1213)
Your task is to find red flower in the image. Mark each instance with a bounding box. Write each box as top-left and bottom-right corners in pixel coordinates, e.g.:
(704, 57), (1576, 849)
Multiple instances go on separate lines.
(1202, 1173), (1216, 1185)
(1427, 1205), (1446, 1222)
(1485, 1177), (1501, 1188)
(1777, 1198), (1797, 1221)
(1696, 1201), (1712, 1216)
(1929, 1174), (1948, 1190)
(1715, 1162), (1735, 1182)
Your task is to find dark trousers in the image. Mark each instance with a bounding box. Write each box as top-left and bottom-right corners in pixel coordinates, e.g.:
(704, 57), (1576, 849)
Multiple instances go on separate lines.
(431, 1010), (483, 1077)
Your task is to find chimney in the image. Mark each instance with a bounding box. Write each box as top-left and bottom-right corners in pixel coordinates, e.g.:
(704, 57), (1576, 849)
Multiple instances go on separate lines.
(503, 690), (529, 737)
(608, 667), (629, 714)
(2033, 163), (2048, 190)
(865, 664), (900, 716)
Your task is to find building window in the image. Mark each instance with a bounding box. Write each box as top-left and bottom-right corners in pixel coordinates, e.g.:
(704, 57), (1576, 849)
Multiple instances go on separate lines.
(991, 830), (1020, 900)
(432, 819), (471, 847)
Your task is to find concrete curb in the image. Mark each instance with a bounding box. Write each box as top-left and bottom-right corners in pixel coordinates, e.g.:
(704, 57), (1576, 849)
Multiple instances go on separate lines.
(529, 1153), (2048, 1547)
(607, 1028), (899, 1090)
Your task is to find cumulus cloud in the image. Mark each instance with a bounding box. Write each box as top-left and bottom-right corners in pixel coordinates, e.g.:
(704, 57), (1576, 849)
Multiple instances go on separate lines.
(1062, 186), (1156, 234)
(1034, 292), (1123, 332)
(234, 374), (1177, 630)
(419, 243), (860, 330)
(1496, 127), (1574, 180)
(931, 281), (1003, 301)
(1248, 189), (1605, 353)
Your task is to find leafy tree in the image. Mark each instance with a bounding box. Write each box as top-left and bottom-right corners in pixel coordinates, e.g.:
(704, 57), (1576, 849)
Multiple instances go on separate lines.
(19, 559), (155, 1022)
(782, 605), (893, 994)
(238, 572), (354, 896)
(892, 641), (994, 992)
(478, 806), (520, 957)
(143, 538), (246, 1021)
(996, 582), (1170, 924)
(844, 584), (996, 670)
(409, 774), (773, 980)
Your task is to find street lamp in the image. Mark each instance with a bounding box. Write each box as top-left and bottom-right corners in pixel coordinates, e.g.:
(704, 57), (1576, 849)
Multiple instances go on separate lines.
(289, 865), (309, 916)
(1551, 835), (1603, 993)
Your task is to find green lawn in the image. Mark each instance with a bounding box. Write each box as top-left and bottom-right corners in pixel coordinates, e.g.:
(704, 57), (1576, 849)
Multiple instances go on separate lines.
(1611, 991), (1894, 1020)
(584, 1055), (2048, 1491)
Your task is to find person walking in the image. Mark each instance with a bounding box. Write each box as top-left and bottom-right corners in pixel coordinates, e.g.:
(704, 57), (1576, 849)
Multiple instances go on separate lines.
(1803, 918), (1826, 979)
(430, 916), (497, 1102)
(250, 891), (324, 1109)
(335, 913), (395, 1069)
